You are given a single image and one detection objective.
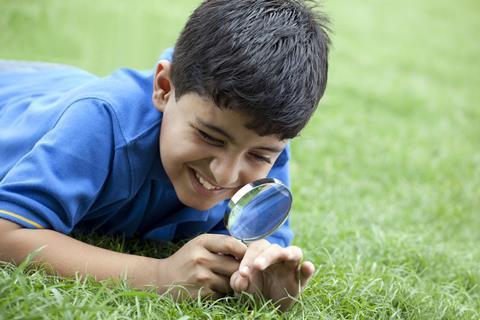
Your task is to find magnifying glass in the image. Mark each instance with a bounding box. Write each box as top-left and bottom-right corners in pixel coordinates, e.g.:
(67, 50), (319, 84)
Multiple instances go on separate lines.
(224, 178), (292, 243)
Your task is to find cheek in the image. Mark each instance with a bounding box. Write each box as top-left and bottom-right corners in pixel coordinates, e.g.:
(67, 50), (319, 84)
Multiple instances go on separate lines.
(160, 132), (209, 166)
(159, 122), (186, 170)
(239, 163), (273, 185)
(159, 118), (190, 159)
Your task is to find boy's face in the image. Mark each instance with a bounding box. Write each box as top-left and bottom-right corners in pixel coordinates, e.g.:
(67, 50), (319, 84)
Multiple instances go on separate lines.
(153, 62), (287, 211)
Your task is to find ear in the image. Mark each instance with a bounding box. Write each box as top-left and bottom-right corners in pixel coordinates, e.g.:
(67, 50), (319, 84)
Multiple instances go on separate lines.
(152, 60), (174, 112)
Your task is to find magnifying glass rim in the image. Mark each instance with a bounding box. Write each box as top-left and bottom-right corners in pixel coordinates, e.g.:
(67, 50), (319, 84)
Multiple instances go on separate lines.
(224, 177), (292, 242)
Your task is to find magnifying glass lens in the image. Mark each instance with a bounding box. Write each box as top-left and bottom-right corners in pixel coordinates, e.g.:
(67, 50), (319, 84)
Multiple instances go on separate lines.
(226, 180), (292, 241)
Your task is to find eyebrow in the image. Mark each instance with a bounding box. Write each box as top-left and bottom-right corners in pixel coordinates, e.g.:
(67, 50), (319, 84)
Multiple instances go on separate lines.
(196, 117), (284, 153)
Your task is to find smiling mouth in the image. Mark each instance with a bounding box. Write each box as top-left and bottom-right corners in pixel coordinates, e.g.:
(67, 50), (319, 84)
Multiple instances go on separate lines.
(190, 168), (223, 192)
(195, 171), (222, 190)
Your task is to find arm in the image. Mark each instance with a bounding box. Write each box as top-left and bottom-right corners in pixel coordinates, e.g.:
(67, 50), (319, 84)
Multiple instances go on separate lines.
(0, 218), (161, 289)
(0, 218), (247, 298)
(0, 99), (160, 288)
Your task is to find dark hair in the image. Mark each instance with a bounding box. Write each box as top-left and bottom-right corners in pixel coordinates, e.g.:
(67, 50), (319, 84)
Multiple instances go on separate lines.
(172, 0), (330, 139)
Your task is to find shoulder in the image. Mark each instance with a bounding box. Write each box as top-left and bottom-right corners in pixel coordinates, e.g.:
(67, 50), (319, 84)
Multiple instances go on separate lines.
(70, 68), (161, 143)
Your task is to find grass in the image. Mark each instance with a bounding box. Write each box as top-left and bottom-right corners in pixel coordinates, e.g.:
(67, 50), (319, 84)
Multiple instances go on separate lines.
(1, 0), (479, 318)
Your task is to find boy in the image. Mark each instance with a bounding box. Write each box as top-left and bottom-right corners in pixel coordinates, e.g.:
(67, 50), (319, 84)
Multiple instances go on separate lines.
(0, 0), (329, 311)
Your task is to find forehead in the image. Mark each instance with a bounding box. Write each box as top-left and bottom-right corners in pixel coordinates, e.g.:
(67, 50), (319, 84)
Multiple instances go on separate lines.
(177, 92), (286, 146)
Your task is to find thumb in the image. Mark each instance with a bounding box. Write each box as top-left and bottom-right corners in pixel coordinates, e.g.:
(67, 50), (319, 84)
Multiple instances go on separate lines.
(230, 270), (249, 293)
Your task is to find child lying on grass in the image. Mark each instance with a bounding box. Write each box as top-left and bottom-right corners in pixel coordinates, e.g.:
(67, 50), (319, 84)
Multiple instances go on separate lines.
(0, 0), (330, 311)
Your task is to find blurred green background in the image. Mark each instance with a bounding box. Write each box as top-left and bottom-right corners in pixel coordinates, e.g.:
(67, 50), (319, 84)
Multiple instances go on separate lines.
(0, 0), (200, 73)
(1, 0), (479, 318)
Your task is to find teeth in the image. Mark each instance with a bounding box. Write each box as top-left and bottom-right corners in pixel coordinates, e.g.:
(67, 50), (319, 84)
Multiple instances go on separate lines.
(195, 172), (221, 190)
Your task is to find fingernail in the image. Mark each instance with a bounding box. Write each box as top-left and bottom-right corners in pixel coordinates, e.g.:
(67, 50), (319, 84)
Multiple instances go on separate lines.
(234, 276), (240, 291)
(241, 266), (249, 275)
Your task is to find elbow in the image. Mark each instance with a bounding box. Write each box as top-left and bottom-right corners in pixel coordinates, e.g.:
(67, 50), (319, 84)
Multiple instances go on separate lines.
(0, 218), (23, 263)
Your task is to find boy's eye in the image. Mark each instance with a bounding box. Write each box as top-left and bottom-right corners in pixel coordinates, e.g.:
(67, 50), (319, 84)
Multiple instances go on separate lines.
(197, 129), (224, 146)
(250, 153), (272, 164)
(194, 126), (271, 163)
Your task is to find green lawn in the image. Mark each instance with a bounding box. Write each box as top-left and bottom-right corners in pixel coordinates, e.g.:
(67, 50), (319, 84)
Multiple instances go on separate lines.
(1, 0), (479, 319)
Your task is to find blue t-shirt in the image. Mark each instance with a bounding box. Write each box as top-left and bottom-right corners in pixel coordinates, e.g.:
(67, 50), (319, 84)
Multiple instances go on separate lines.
(0, 54), (293, 247)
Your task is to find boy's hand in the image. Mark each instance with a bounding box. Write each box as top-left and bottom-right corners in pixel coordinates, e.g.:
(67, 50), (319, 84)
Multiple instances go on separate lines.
(161, 234), (247, 299)
(229, 239), (315, 311)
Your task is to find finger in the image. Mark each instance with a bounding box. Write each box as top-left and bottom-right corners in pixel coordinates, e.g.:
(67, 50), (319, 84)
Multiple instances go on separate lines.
(230, 271), (249, 293)
(253, 245), (303, 271)
(230, 272), (238, 291)
(299, 261), (315, 287)
(208, 272), (233, 295)
(201, 234), (247, 259)
(238, 239), (271, 277)
(209, 253), (241, 277)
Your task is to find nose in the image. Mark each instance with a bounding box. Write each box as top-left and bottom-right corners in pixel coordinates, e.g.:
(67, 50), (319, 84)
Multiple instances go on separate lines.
(209, 154), (243, 188)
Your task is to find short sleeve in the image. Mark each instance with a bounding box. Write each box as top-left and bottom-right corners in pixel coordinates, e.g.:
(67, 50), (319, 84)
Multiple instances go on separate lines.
(0, 99), (116, 233)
